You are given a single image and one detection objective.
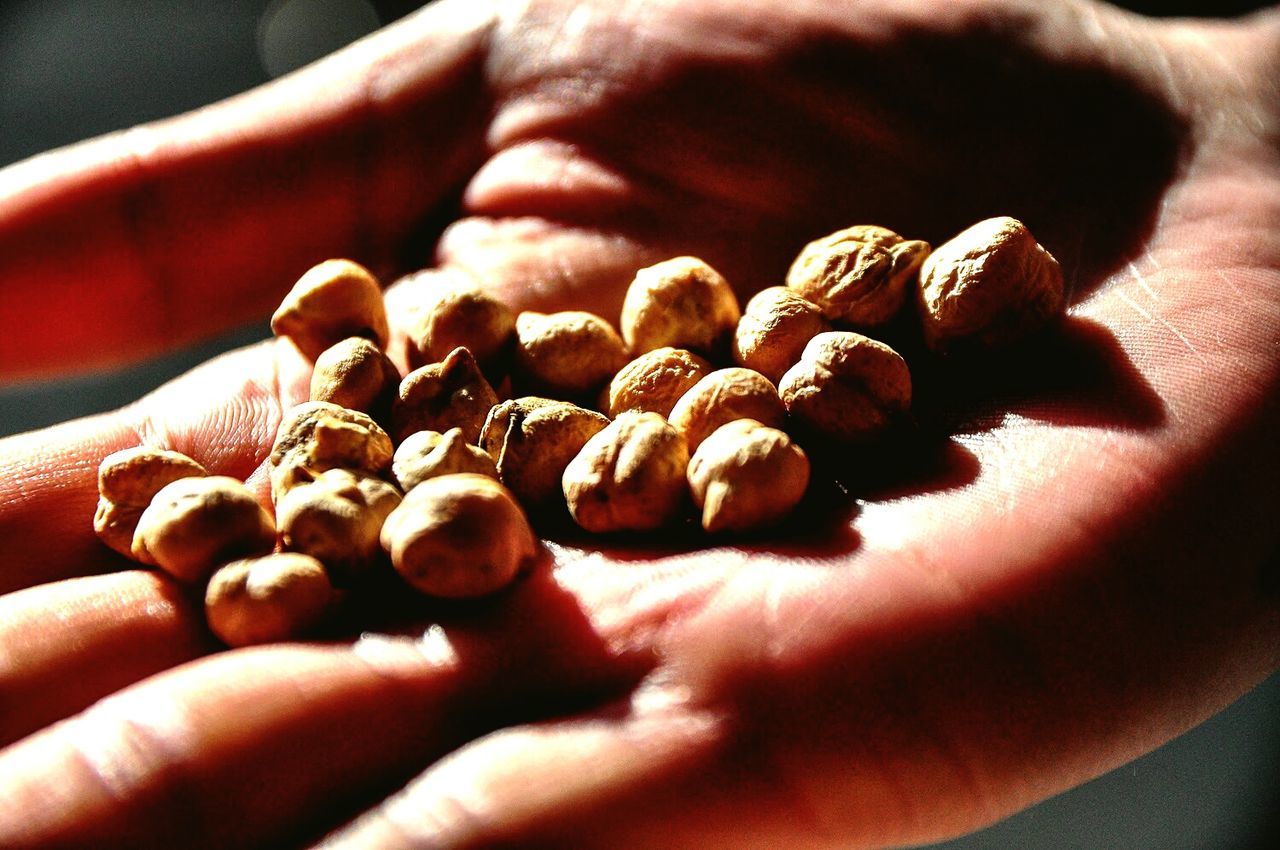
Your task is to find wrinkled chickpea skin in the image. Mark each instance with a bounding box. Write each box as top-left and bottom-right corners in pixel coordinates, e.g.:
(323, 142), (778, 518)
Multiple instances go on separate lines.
(732, 286), (832, 384)
(480, 397), (610, 510)
(779, 331), (912, 444)
(786, 225), (930, 326)
(562, 411), (690, 533)
(605, 347), (713, 419)
(667, 367), (786, 453)
(917, 216), (1065, 353)
(687, 419), (810, 533)
(269, 401), (394, 505)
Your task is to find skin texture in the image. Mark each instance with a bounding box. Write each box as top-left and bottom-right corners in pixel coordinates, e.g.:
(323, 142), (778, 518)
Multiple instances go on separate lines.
(0, 1), (1277, 848)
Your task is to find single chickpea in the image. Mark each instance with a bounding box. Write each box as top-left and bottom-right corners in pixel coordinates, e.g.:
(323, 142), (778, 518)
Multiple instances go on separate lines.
(271, 259), (389, 361)
(392, 428), (498, 493)
(132, 476), (276, 583)
(562, 411), (690, 532)
(310, 336), (401, 422)
(404, 285), (516, 380)
(687, 419), (810, 533)
(514, 310), (628, 399)
(391, 347), (499, 445)
(381, 474), (538, 598)
(205, 553), (335, 648)
(276, 469), (403, 587)
(620, 256), (741, 357)
(786, 225), (930, 326)
(917, 216), (1065, 353)
(778, 331), (912, 444)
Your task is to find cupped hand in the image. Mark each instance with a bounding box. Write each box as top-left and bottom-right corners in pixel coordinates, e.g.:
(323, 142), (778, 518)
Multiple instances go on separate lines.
(1, 0), (1277, 847)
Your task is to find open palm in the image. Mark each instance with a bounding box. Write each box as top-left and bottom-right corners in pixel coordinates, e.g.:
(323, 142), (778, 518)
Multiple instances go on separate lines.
(1, 0), (1277, 847)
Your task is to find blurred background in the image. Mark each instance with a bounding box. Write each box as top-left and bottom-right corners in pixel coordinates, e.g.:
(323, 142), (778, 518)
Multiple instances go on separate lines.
(0, 1), (1275, 846)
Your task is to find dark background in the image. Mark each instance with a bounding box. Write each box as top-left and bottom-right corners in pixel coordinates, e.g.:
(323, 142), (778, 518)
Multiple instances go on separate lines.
(0, 2), (1275, 847)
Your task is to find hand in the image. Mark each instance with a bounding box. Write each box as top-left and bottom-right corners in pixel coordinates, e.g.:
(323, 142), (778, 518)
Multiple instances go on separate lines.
(1, 0), (1277, 847)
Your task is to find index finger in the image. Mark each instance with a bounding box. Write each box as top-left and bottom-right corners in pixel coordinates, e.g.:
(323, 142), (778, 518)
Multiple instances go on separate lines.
(0, 0), (496, 382)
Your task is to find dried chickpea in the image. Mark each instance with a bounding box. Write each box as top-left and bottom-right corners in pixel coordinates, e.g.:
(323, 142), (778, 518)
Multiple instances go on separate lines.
(405, 285), (515, 379)
(514, 310), (628, 398)
(132, 476), (276, 582)
(917, 216), (1064, 353)
(391, 346), (498, 445)
(271, 259), (389, 361)
(732, 286), (832, 383)
(786, 225), (930, 326)
(269, 401), (394, 505)
(480, 397), (609, 510)
(605, 347), (713, 419)
(562, 411), (690, 532)
(205, 553), (335, 648)
(687, 419), (810, 533)
(620, 257), (741, 357)
(94, 446), (207, 558)
(667, 367), (786, 452)
(381, 474), (537, 598)
(310, 336), (400, 421)
(392, 428), (497, 492)
(778, 331), (911, 444)
(276, 469), (402, 586)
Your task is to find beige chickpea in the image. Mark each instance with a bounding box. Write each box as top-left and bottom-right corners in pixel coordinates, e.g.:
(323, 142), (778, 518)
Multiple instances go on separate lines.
(620, 257), (741, 357)
(514, 310), (628, 398)
(392, 428), (498, 492)
(687, 419), (810, 533)
(205, 553), (335, 648)
(917, 216), (1065, 353)
(480, 397), (610, 510)
(381, 474), (537, 598)
(405, 285), (516, 379)
(562, 411), (690, 533)
(94, 446), (207, 559)
(391, 347), (499, 445)
(310, 336), (401, 422)
(731, 286), (832, 383)
(132, 476), (276, 582)
(778, 331), (912, 444)
(276, 469), (402, 586)
(271, 259), (389, 361)
(667, 367), (787, 452)
(786, 225), (930, 326)
(605, 347), (713, 419)
(269, 401), (394, 505)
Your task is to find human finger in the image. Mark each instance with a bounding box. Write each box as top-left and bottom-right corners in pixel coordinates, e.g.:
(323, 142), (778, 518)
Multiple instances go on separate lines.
(0, 0), (497, 381)
(0, 571), (213, 748)
(0, 565), (648, 850)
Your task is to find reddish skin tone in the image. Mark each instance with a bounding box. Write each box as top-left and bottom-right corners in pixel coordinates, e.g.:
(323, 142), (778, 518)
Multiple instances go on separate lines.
(0, 0), (1277, 847)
